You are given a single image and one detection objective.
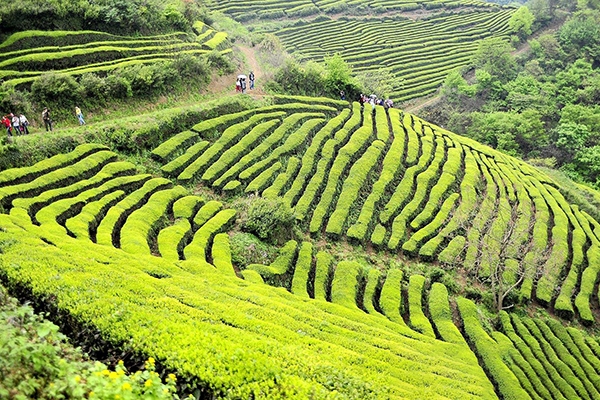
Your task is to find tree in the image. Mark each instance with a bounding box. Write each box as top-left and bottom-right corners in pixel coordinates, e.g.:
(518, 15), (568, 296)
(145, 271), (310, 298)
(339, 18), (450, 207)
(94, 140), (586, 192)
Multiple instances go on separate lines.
(447, 200), (545, 311)
(324, 53), (357, 96)
(508, 6), (535, 39)
(471, 38), (517, 83)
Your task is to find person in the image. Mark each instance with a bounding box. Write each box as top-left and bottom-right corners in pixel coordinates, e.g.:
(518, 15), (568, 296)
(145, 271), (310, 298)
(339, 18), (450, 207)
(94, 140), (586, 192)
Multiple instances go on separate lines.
(11, 113), (20, 134)
(369, 96), (376, 110)
(2, 115), (12, 136)
(249, 71), (255, 90)
(19, 114), (29, 135)
(42, 107), (52, 132)
(340, 90), (345, 100)
(235, 78), (241, 93)
(75, 106), (85, 125)
(240, 77), (247, 94)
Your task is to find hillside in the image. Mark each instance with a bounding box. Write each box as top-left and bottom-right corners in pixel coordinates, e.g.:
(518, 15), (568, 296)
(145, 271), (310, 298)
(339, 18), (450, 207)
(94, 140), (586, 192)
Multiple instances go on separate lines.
(2, 95), (600, 398)
(205, 0), (517, 101)
(3, 0), (600, 399)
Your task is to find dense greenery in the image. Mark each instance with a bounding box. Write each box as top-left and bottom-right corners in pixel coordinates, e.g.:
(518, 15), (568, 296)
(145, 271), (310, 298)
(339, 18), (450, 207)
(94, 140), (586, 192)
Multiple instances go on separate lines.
(0, 284), (183, 399)
(0, 0), (210, 36)
(427, 1), (600, 187)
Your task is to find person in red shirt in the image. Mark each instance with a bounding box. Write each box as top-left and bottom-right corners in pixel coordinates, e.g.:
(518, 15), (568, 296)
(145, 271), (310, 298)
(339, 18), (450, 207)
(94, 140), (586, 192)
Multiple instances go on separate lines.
(2, 115), (12, 136)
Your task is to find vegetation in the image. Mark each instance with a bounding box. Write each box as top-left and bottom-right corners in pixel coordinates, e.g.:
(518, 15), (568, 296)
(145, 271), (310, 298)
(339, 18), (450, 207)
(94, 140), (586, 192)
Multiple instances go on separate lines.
(0, 285), (183, 399)
(4, 0), (600, 399)
(426, 1), (600, 188)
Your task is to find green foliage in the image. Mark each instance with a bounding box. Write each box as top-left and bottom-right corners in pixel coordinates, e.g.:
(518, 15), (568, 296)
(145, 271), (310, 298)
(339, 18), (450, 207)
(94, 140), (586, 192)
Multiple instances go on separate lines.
(508, 6), (535, 39)
(0, 285), (182, 400)
(229, 231), (277, 267)
(0, 0), (208, 35)
(242, 196), (295, 244)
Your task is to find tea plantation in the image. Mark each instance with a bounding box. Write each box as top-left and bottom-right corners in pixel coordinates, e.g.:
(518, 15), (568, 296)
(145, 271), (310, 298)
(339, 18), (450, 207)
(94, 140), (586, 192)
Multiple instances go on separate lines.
(205, 0), (515, 101)
(0, 21), (229, 88)
(2, 96), (600, 398)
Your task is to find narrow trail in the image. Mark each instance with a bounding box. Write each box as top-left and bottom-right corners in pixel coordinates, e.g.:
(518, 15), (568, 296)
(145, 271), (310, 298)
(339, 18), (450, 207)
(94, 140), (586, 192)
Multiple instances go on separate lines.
(205, 44), (267, 98)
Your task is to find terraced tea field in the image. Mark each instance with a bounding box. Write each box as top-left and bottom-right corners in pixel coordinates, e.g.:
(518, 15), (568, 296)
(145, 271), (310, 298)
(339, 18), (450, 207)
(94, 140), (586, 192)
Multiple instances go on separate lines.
(0, 143), (498, 399)
(0, 21), (229, 87)
(151, 98), (600, 326)
(207, 0), (499, 20)
(3, 96), (600, 397)
(206, 0), (514, 101)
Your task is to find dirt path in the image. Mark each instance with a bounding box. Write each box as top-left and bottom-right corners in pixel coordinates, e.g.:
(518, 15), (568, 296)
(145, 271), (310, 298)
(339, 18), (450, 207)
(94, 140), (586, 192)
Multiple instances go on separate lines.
(403, 94), (440, 113)
(205, 44), (267, 97)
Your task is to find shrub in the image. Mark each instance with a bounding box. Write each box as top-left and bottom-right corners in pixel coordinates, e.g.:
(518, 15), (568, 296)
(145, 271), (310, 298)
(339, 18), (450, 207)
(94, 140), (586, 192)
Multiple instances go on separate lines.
(229, 232), (277, 267)
(31, 73), (82, 109)
(0, 285), (182, 400)
(242, 196), (295, 245)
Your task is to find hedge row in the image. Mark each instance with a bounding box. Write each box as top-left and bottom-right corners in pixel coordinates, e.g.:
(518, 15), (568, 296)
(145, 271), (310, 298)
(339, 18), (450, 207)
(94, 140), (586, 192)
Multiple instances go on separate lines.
(120, 186), (188, 255)
(388, 137), (446, 250)
(0, 150), (117, 210)
(407, 275), (435, 338)
(456, 298), (529, 399)
(96, 178), (172, 247)
(0, 144), (106, 188)
(214, 112), (326, 189)
(347, 109), (406, 241)
(239, 118), (325, 183)
(290, 241), (313, 298)
(64, 190), (126, 241)
(293, 104), (362, 221)
(34, 173), (149, 233)
(283, 110), (350, 208)
(263, 157), (301, 199)
(325, 139), (385, 236)
(248, 240), (298, 286)
(183, 209), (237, 264)
(203, 120), (282, 186)
(178, 112), (287, 183)
(378, 268), (405, 325)
(379, 132), (433, 225)
(310, 111), (373, 234)
(12, 161), (136, 221)
(157, 219), (192, 261)
(330, 261), (363, 309)
(1, 217), (498, 398)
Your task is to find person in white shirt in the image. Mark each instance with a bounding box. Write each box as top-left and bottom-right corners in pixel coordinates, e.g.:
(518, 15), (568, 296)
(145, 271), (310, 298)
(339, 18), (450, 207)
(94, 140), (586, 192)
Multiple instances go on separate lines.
(19, 114), (29, 135)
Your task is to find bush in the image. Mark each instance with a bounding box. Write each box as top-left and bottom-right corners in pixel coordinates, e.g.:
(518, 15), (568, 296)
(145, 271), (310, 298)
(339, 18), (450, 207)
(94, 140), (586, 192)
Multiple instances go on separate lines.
(242, 196), (295, 244)
(31, 73), (82, 109)
(0, 284), (183, 400)
(229, 232), (277, 267)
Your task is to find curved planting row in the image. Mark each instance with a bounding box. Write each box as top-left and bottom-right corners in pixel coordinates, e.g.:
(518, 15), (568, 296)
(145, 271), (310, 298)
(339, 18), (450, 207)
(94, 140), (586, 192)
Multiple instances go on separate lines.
(206, 0), (498, 20)
(458, 298), (600, 400)
(271, 8), (513, 101)
(0, 148), (501, 399)
(152, 99), (600, 326)
(0, 145), (236, 278)
(0, 22), (229, 87)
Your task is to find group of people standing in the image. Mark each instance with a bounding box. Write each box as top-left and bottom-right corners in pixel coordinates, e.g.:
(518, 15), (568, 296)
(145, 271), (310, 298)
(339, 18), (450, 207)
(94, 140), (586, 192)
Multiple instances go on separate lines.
(236, 71), (255, 93)
(2, 113), (29, 136)
(359, 93), (394, 110)
(3, 106), (86, 138)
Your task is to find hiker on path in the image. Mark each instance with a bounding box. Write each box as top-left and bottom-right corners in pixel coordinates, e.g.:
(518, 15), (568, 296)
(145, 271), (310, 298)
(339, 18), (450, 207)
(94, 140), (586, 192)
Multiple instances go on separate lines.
(42, 107), (52, 132)
(2, 115), (12, 136)
(249, 71), (255, 90)
(19, 114), (29, 134)
(340, 90), (345, 100)
(236, 78), (241, 92)
(241, 77), (247, 94)
(11, 113), (20, 133)
(75, 106), (85, 125)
